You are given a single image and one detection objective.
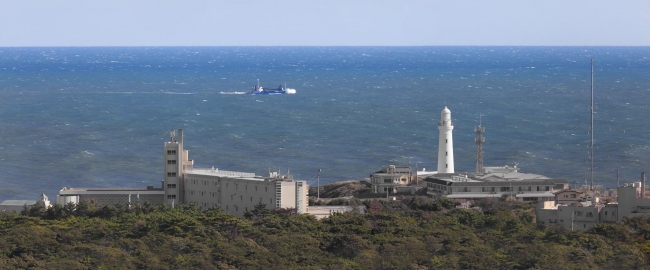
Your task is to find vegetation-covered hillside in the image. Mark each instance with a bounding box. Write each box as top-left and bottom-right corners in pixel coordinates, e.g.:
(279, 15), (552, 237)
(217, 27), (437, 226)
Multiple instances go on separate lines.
(308, 180), (373, 198)
(1, 198), (649, 269)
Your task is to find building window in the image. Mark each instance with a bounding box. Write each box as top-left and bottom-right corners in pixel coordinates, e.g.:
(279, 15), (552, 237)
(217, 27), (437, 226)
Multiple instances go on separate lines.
(167, 150), (177, 155)
(545, 186), (550, 191)
(265, 187), (268, 192)
(167, 184), (176, 189)
(167, 195), (176, 199)
(446, 152), (448, 156)
(575, 211), (583, 217)
(255, 186), (258, 191)
(445, 139), (448, 143)
(240, 195), (243, 201)
(250, 197), (252, 202)
(605, 211), (608, 215)
(571, 194), (576, 198)
(446, 164), (448, 168)
(167, 172), (176, 177)
(586, 212), (593, 217)
(167, 160), (177, 165)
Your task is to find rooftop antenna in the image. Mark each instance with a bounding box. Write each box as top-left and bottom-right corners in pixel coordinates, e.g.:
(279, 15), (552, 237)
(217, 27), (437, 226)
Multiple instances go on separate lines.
(475, 114), (485, 174)
(590, 59), (594, 192)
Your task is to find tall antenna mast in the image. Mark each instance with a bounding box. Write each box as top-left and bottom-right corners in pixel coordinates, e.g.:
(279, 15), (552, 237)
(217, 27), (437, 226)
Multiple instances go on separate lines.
(590, 59), (594, 191)
(475, 114), (485, 174)
(317, 169), (321, 200)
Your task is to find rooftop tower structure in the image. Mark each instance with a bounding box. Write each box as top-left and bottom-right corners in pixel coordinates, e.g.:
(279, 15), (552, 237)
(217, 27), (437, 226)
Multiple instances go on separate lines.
(437, 107), (455, 173)
(164, 129), (184, 207)
(475, 115), (485, 174)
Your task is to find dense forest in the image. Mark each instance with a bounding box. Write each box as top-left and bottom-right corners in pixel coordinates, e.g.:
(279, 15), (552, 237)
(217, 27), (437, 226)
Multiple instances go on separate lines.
(1, 198), (649, 269)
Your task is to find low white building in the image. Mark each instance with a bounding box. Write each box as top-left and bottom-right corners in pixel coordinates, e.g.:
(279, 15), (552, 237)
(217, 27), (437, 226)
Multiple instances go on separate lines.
(424, 165), (568, 201)
(0, 200), (36, 214)
(56, 186), (165, 206)
(1, 193), (51, 214)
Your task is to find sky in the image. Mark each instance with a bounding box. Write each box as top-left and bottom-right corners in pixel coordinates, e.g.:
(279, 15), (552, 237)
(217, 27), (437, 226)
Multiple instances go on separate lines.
(1, 0), (649, 46)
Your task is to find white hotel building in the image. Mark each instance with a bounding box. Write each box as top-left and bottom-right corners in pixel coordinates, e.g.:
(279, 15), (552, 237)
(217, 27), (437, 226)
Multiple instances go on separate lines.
(57, 129), (308, 217)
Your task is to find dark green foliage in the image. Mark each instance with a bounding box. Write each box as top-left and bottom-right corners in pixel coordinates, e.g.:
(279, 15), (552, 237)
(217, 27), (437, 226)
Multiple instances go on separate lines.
(1, 197), (649, 269)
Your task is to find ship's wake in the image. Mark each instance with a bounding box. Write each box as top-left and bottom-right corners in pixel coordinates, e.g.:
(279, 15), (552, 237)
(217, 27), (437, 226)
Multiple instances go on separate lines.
(220, 91), (247, 95)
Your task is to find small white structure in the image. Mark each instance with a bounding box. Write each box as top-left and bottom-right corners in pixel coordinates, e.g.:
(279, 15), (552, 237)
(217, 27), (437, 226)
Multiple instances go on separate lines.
(437, 107), (455, 173)
(308, 205), (364, 220)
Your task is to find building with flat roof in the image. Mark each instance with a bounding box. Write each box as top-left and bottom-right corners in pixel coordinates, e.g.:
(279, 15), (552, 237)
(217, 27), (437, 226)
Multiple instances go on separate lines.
(369, 165), (414, 194)
(424, 165), (568, 201)
(1, 193), (50, 214)
(56, 186), (164, 206)
(56, 129), (308, 218)
(0, 200), (36, 214)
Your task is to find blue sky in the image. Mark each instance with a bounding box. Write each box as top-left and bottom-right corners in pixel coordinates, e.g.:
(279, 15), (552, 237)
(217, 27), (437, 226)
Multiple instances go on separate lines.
(1, 0), (649, 46)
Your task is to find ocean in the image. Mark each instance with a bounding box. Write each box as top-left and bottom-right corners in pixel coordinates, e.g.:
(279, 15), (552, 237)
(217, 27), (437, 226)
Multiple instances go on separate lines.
(1, 46), (649, 201)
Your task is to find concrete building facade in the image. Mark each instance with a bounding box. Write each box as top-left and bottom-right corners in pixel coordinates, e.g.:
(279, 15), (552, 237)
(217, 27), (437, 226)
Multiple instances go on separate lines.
(536, 184), (650, 230)
(56, 129), (308, 218)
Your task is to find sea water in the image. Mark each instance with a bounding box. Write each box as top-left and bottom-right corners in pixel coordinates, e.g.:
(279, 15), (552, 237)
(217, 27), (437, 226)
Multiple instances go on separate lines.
(1, 46), (649, 200)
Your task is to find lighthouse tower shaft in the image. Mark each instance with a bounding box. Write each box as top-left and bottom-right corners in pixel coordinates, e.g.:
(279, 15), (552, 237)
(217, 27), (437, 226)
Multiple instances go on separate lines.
(437, 107), (454, 173)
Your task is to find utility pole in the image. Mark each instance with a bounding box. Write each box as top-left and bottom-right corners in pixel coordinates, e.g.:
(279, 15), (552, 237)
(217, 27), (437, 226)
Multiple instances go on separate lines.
(475, 114), (485, 174)
(415, 162), (419, 186)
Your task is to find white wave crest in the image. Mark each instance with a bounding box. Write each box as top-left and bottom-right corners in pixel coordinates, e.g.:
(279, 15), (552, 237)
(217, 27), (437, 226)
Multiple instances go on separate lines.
(220, 91), (247, 95)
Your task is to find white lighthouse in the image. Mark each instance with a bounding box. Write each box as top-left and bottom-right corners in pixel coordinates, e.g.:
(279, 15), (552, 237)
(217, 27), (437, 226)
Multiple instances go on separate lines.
(437, 106), (455, 173)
